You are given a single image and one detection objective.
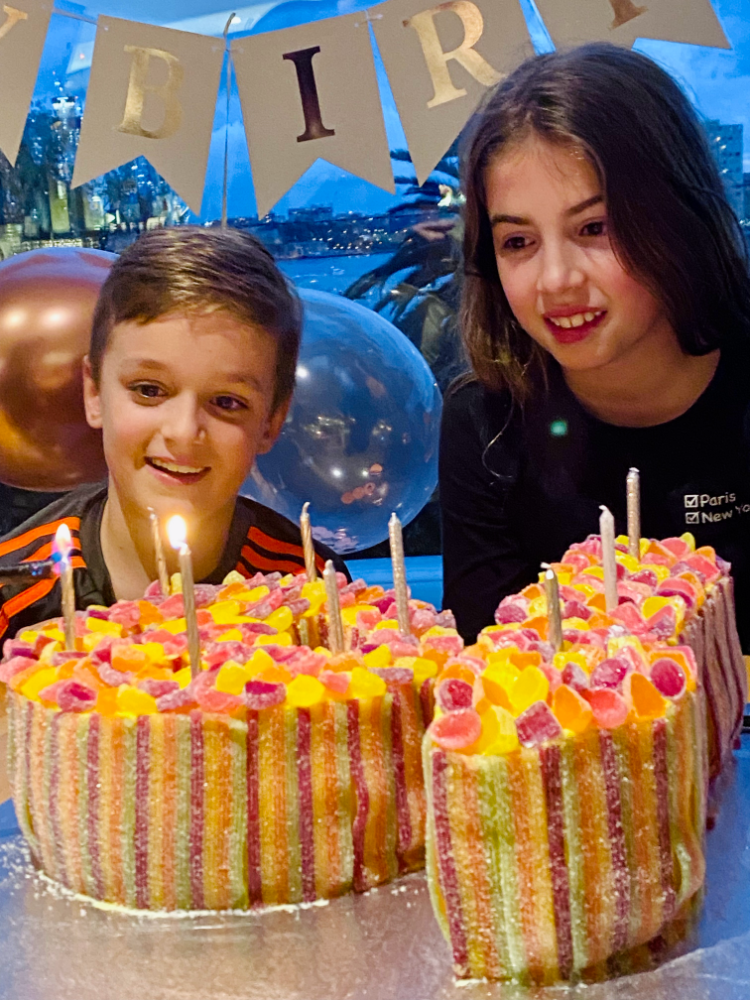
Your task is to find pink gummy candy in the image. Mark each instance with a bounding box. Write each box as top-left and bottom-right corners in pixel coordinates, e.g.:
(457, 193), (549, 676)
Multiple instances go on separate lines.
(661, 537), (691, 560)
(561, 662), (589, 694)
(645, 604), (677, 640)
(138, 678), (180, 698)
(539, 663), (562, 694)
(515, 701), (563, 748)
(590, 657), (630, 690)
(245, 680), (286, 710)
(494, 603), (527, 625)
(159, 594), (185, 619)
(156, 687), (196, 712)
(319, 670), (350, 695)
(430, 709), (482, 750)
(656, 578), (697, 609)
(585, 688), (628, 729)
(371, 667), (414, 687)
(628, 568), (658, 588)
(562, 600), (591, 621)
(436, 678), (474, 713)
(0, 655), (39, 683)
(57, 680), (97, 713)
(195, 687), (243, 713)
(650, 658), (686, 699)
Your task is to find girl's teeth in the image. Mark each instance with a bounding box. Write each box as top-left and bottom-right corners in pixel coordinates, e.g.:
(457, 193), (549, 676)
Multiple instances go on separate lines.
(549, 310), (601, 329)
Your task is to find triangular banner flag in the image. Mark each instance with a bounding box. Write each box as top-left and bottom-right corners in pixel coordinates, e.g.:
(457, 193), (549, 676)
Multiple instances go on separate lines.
(533, 0), (730, 51)
(72, 16), (225, 214)
(232, 13), (394, 219)
(372, 0), (533, 185)
(0, 0), (53, 166)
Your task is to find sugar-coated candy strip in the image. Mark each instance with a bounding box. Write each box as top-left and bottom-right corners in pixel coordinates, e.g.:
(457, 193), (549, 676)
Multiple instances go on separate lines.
(159, 714), (178, 911)
(389, 687), (412, 872)
(431, 750), (469, 974)
(540, 745), (574, 980)
(461, 756), (502, 979)
(347, 700), (369, 893)
(653, 720), (676, 924)
(189, 712), (205, 909)
(86, 713), (105, 900)
(48, 713), (68, 887)
(134, 715), (150, 909)
(597, 730), (630, 953)
(245, 709), (262, 905)
(297, 707), (317, 903)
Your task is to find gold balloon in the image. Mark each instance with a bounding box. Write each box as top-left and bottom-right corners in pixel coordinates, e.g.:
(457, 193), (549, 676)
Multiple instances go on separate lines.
(0, 247), (114, 491)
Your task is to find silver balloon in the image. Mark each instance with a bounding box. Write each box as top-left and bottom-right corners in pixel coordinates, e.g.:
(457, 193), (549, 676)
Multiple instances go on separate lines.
(242, 288), (442, 553)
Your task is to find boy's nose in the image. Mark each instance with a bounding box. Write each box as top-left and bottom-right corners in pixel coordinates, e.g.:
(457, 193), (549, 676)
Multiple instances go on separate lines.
(161, 395), (205, 447)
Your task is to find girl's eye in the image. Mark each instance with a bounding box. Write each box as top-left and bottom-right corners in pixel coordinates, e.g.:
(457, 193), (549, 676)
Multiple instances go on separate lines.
(212, 395), (248, 412)
(130, 382), (164, 400)
(581, 219), (607, 237)
(501, 234), (531, 252)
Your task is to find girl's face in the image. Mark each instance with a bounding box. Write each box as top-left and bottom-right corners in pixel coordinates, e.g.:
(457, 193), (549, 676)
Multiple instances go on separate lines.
(485, 136), (675, 373)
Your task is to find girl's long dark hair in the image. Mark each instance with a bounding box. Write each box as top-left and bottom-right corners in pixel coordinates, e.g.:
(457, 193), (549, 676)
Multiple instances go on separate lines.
(461, 43), (750, 401)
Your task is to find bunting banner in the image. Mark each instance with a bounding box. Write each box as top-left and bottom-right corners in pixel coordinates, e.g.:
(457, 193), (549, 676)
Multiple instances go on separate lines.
(0, 0), (54, 166)
(71, 16), (225, 214)
(371, 0), (533, 185)
(232, 14), (394, 219)
(533, 0), (729, 51)
(0, 0), (732, 214)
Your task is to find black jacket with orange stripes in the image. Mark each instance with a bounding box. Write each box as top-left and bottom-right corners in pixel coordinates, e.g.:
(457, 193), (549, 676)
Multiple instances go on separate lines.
(0, 482), (349, 641)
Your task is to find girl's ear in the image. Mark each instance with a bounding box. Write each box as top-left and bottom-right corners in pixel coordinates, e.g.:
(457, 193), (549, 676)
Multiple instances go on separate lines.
(82, 356), (103, 429)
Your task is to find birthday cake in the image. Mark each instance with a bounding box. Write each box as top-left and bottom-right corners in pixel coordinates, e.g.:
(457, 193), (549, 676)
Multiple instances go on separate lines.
(2, 570), (456, 909)
(423, 532), (742, 982)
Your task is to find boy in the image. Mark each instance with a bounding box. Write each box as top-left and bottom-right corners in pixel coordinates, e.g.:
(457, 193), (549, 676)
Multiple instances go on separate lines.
(0, 227), (347, 639)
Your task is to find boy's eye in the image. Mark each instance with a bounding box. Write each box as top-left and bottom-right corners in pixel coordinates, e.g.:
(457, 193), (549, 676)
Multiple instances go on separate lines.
(581, 219), (607, 237)
(212, 395), (248, 412)
(130, 382), (165, 400)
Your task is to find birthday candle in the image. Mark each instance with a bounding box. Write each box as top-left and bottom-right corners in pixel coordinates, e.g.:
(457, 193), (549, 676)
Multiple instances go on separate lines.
(166, 516), (201, 679)
(626, 468), (641, 561)
(323, 560), (345, 654)
(541, 563), (563, 652)
(51, 524), (76, 650)
(599, 505), (619, 613)
(148, 507), (170, 596)
(388, 512), (410, 637)
(300, 502), (317, 583)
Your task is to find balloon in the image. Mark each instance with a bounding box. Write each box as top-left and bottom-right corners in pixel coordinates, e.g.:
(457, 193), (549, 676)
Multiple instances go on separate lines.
(0, 247), (112, 491)
(242, 288), (442, 553)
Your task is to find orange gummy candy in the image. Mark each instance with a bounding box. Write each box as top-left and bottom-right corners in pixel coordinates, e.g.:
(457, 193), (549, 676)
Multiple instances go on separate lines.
(523, 616), (549, 641)
(138, 600), (164, 627)
(436, 662), (476, 687)
(587, 612), (615, 629)
(552, 684), (593, 734)
(626, 671), (667, 719)
(256, 663), (292, 685)
(520, 584), (543, 600)
(326, 652), (361, 673)
(478, 674), (513, 714)
(96, 686), (119, 715)
(420, 646), (449, 669)
(508, 650), (541, 671)
(112, 644), (150, 675)
(585, 594), (607, 614)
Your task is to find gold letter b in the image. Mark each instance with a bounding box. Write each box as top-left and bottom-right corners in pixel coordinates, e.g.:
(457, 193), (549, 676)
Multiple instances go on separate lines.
(117, 45), (184, 140)
(405, 1), (501, 109)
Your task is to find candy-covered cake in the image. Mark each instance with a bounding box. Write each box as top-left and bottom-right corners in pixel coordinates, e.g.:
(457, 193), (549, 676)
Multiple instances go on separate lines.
(3, 570), (457, 910)
(423, 533), (742, 982)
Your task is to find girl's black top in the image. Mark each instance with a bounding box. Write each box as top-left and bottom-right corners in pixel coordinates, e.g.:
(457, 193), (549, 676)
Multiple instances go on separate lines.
(439, 345), (750, 649)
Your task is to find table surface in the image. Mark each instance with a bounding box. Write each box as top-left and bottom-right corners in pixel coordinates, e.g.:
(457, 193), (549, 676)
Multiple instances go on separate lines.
(1, 712), (749, 1000)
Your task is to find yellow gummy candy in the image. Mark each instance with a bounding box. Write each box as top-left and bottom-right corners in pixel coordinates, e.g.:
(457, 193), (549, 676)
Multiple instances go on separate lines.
(341, 604), (377, 627)
(244, 648), (275, 677)
(422, 625), (459, 638)
(217, 629), (244, 643)
(21, 667), (59, 702)
(19, 630), (39, 645)
(173, 667), (192, 689)
(42, 627), (65, 644)
(486, 662), (521, 694)
(116, 686), (158, 716)
(82, 632), (107, 653)
(349, 666), (387, 699)
(571, 583), (597, 599)
(242, 585), (271, 604)
(141, 641), (166, 663)
(561, 616), (589, 630)
(314, 646), (332, 658)
(39, 640), (62, 662)
(215, 660), (251, 695)
(286, 674), (326, 708)
(410, 657), (438, 684)
(607, 635), (645, 660)
(580, 566), (605, 580)
(680, 532), (696, 552)
(374, 620), (400, 631)
(85, 617), (123, 636)
(615, 553), (640, 573)
(509, 666), (549, 717)
(222, 570), (246, 585)
(553, 650), (589, 674)
(526, 596), (546, 618)
(161, 618), (187, 635)
(265, 606), (293, 633)
(641, 563), (670, 583)
(210, 600), (242, 624)
(256, 632), (292, 647)
(482, 706), (520, 755)
(363, 644), (392, 669)
(170, 572), (182, 594)
(279, 574), (295, 587)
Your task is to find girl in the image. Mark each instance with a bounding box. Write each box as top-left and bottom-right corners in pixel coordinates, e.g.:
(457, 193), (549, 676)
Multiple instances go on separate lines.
(440, 43), (750, 645)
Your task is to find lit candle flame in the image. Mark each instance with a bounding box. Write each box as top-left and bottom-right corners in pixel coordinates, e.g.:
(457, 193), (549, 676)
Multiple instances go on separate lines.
(167, 515), (187, 550)
(55, 522), (72, 556)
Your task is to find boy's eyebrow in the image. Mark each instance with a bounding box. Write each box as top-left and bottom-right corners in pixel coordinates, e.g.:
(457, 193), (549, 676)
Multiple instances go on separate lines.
(490, 194), (603, 227)
(121, 358), (265, 391)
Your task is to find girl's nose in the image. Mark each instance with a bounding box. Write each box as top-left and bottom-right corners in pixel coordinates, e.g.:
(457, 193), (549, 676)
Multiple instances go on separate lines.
(536, 241), (585, 296)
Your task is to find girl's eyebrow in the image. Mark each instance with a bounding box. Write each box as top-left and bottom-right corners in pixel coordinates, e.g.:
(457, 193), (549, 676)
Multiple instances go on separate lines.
(490, 194), (603, 227)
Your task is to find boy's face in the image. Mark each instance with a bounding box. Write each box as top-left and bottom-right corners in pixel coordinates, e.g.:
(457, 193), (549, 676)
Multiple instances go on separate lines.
(83, 310), (287, 527)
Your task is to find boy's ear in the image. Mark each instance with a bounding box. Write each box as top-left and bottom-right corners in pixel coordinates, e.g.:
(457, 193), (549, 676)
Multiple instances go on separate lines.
(82, 356), (103, 430)
(256, 399), (290, 456)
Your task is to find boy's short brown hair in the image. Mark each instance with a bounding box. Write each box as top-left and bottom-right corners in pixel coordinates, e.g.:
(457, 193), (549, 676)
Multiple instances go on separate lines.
(90, 227), (302, 410)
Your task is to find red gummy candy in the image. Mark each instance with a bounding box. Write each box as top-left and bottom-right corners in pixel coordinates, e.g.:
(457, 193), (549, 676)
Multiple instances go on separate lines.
(562, 600), (591, 621)
(656, 578), (697, 609)
(245, 680), (286, 710)
(430, 709), (482, 751)
(159, 594), (185, 618)
(629, 568), (658, 588)
(0, 655), (39, 683)
(561, 662), (589, 694)
(436, 677), (474, 712)
(57, 680), (97, 713)
(515, 701), (563, 748)
(661, 537), (691, 560)
(610, 603), (645, 631)
(590, 657), (630, 690)
(585, 688), (628, 729)
(650, 658), (686, 699)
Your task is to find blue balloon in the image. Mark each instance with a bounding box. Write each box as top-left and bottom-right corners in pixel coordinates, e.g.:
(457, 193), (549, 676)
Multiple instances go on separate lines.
(242, 289), (442, 553)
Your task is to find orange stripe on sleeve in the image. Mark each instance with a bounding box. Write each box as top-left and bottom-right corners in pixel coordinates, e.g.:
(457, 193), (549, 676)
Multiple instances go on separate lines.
(1, 577), (57, 625)
(24, 538), (83, 564)
(0, 516), (81, 559)
(246, 527), (326, 573)
(240, 546), (308, 576)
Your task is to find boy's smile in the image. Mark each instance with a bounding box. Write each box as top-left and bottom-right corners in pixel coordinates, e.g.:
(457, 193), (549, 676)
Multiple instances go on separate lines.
(83, 309), (287, 586)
